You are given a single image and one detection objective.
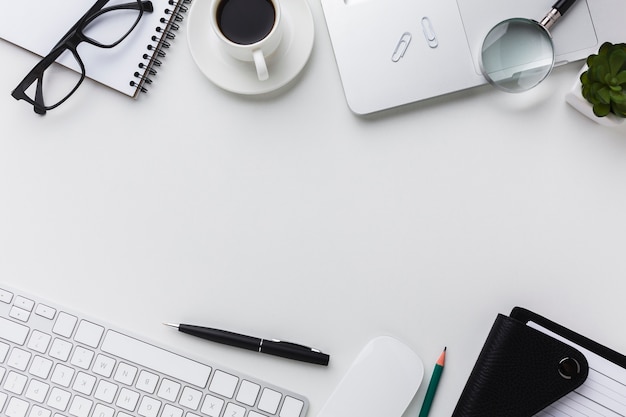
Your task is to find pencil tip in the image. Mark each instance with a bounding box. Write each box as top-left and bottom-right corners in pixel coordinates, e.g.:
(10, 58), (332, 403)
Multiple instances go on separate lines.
(437, 347), (446, 366)
(163, 322), (179, 328)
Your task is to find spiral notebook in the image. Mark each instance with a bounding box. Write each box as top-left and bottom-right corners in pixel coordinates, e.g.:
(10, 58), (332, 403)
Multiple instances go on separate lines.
(0, 0), (190, 97)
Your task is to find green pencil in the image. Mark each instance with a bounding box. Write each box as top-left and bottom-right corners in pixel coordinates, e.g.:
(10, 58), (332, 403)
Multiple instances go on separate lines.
(418, 347), (446, 417)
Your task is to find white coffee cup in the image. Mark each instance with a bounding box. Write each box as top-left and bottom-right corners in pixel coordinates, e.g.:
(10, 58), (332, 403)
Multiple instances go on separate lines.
(210, 0), (283, 81)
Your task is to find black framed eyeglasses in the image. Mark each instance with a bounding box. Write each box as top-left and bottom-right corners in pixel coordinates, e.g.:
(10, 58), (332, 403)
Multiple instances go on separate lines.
(11, 0), (154, 115)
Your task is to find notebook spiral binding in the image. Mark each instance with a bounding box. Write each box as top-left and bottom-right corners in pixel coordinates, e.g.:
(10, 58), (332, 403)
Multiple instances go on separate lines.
(131, 0), (192, 93)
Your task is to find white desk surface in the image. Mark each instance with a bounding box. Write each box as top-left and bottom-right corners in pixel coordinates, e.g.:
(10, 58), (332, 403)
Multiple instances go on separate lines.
(1, 1), (626, 416)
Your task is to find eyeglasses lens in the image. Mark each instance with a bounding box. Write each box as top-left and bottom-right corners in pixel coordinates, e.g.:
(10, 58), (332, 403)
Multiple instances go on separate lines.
(83, 3), (144, 47)
(22, 50), (83, 109)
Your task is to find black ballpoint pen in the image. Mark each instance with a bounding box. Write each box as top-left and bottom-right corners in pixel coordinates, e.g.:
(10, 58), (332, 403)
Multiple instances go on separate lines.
(164, 323), (330, 366)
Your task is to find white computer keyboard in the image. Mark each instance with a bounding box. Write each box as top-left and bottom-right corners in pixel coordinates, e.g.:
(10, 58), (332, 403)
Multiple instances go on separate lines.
(0, 284), (308, 417)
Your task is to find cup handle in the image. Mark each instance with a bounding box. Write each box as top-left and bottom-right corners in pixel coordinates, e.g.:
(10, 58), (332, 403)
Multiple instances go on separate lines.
(253, 49), (269, 81)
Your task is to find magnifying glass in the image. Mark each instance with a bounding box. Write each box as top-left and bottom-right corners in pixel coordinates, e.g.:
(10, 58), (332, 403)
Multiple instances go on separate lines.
(480, 0), (578, 93)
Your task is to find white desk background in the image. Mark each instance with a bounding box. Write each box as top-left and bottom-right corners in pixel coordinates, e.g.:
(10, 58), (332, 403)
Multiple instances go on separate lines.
(1, 1), (626, 416)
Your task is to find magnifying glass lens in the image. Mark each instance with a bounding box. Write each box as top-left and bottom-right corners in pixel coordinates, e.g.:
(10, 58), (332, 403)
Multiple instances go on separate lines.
(481, 18), (555, 92)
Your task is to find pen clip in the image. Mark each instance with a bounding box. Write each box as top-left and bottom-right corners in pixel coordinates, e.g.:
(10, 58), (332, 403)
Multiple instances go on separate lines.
(270, 339), (322, 353)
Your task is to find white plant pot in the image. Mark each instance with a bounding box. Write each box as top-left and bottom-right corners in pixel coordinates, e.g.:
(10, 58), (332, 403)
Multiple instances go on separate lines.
(565, 65), (625, 127)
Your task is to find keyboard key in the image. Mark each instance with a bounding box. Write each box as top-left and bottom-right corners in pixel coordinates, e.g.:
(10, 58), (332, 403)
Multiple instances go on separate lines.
(51, 363), (75, 387)
(4, 370), (28, 394)
(29, 405), (51, 417)
(0, 289), (13, 303)
(101, 331), (212, 388)
(25, 378), (50, 403)
(136, 370), (159, 394)
(70, 346), (95, 370)
(157, 378), (181, 402)
(0, 317), (29, 345)
(92, 353), (116, 378)
(94, 379), (118, 403)
(258, 388), (282, 414)
(35, 303), (56, 320)
(73, 371), (96, 395)
(28, 330), (52, 353)
(116, 387), (140, 411)
(13, 296), (35, 312)
(179, 386), (203, 410)
(209, 370), (238, 398)
(0, 341), (9, 361)
(49, 338), (73, 361)
(6, 396), (29, 417)
(74, 320), (104, 348)
(29, 356), (53, 379)
(9, 306), (31, 322)
(8, 347), (32, 371)
(237, 380), (261, 406)
(200, 394), (224, 417)
(53, 312), (78, 338)
(92, 404), (114, 417)
(280, 397), (305, 417)
(138, 396), (162, 417)
(162, 404), (183, 417)
(114, 362), (138, 385)
(69, 395), (93, 417)
(48, 386), (72, 410)
(224, 402), (246, 417)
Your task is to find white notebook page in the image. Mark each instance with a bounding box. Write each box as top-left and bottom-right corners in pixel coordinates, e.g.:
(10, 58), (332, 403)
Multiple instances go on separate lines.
(530, 322), (626, 417)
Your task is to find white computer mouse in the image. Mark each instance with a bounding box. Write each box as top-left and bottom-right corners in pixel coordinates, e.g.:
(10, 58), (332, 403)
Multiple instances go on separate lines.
(317, 336), (424, 417)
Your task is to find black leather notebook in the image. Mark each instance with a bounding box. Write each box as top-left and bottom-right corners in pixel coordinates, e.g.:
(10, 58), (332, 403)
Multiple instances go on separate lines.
(452, 307), (626, 417)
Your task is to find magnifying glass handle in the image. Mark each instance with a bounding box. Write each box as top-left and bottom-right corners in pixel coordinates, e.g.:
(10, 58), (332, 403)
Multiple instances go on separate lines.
(553, 0), (578, 14)
(541, 0), (578, 30)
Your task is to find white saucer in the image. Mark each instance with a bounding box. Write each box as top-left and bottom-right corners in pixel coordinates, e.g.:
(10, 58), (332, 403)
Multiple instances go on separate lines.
(187, 0), (314, 95)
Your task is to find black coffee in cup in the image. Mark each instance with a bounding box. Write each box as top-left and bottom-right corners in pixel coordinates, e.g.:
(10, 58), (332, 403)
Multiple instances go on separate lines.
(217, 0), (276, 45)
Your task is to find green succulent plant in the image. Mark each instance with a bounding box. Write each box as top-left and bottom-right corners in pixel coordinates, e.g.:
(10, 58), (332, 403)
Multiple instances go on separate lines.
(580, 42), (626, 118)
